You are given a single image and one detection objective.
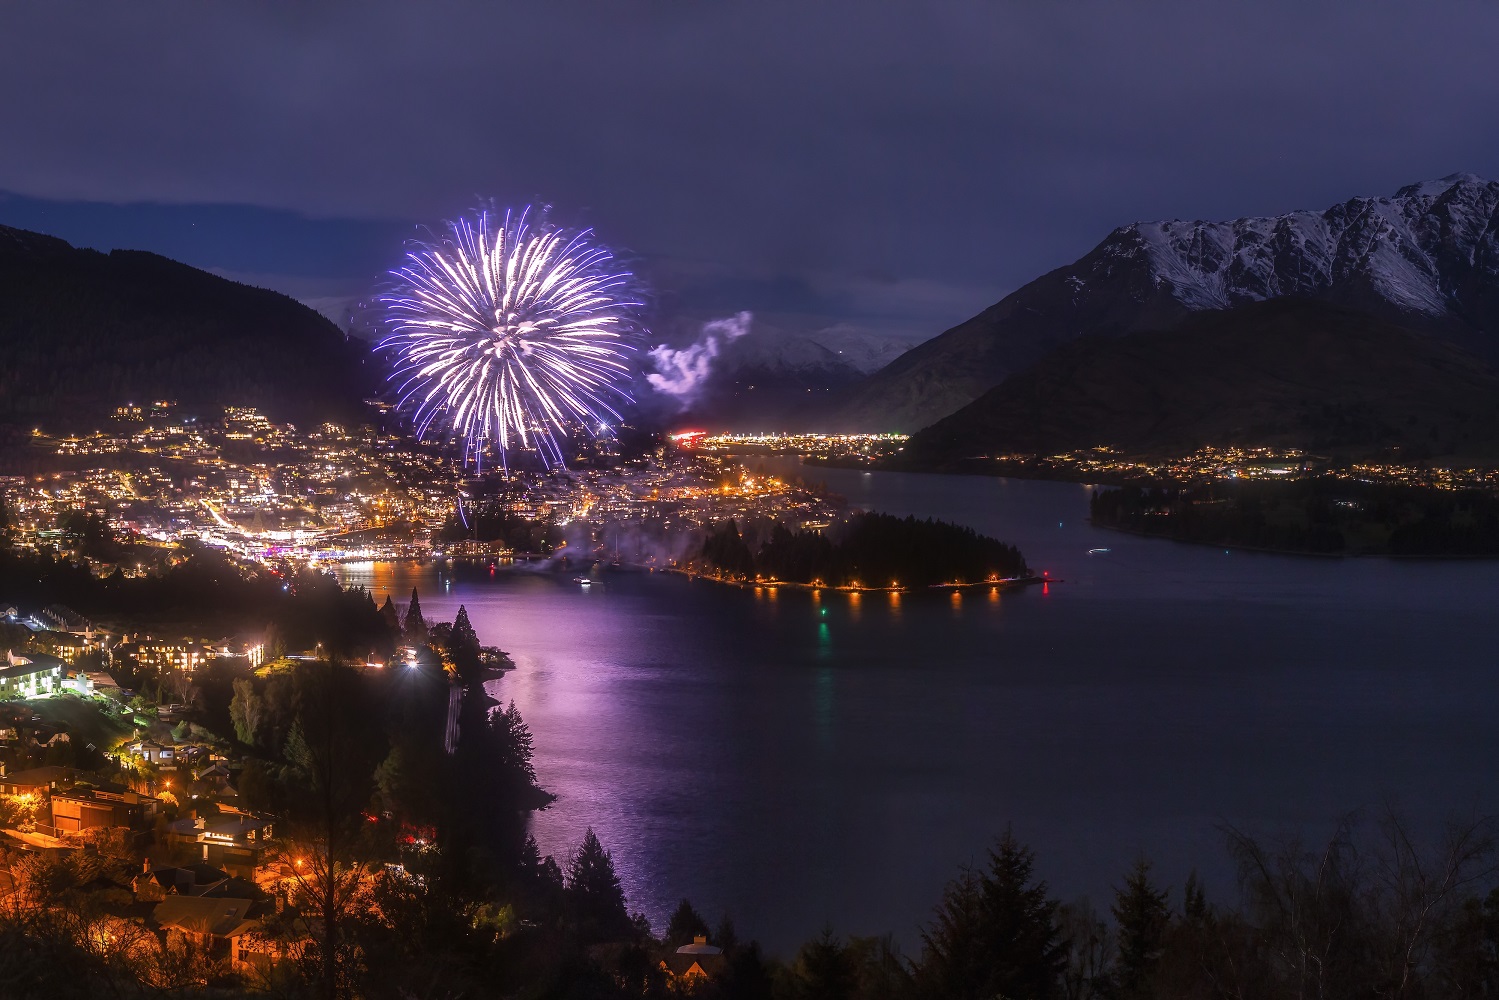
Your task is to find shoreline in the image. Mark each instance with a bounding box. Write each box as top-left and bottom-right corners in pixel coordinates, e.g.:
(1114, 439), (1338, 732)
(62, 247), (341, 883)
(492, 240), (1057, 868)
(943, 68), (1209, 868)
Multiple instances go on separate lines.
(1088, 518), (1499, 561)
(660, 567), (1052, 593)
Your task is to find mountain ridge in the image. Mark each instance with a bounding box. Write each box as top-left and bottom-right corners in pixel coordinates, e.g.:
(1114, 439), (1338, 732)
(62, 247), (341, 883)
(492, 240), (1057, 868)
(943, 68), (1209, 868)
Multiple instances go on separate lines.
(830, 173), (1499, 431)
(0, 223), (379, 430)
(902, 298), (1499, 465)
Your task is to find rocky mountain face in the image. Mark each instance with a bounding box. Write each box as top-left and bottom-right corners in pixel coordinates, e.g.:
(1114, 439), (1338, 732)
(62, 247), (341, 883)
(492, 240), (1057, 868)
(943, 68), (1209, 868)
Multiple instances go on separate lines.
(831, 173), (1499, 431)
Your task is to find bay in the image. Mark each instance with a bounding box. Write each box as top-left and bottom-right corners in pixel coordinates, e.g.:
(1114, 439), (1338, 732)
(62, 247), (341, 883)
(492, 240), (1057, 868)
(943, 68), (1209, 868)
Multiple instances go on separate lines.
(339, 461), (1499, 954)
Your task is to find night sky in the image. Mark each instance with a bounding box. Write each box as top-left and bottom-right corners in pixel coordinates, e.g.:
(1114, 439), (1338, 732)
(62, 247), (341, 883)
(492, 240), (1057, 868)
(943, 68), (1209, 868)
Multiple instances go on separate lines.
(3, 3), (1498, 345)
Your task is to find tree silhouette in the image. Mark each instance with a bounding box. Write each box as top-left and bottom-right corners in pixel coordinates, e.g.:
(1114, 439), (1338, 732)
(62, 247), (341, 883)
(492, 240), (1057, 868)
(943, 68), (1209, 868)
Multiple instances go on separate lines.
(447, 605), (480, 681)
(378, 595), (399, 633)
(666, 897), (711, 947)
(1110, 858), (1170, 999)
(917, 828), (1066, 999)
(565, 828), (633, 944)
(403, 587), (427, 643)
(792, 926), (856, 1000)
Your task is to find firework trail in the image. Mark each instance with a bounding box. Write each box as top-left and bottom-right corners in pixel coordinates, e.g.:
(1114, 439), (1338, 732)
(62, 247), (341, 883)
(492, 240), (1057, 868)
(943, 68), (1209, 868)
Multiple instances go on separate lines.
(381, 207), (641, 469)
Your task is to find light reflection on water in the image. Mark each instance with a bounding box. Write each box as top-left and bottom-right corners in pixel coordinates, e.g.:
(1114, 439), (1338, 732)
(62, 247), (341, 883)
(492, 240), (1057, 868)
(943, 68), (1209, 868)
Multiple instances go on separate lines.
(337, 464), (1499, 955)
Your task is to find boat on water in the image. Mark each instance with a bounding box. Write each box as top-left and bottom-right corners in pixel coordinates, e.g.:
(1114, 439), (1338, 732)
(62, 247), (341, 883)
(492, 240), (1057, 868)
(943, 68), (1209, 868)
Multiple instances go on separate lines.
(574, 577), (593, 586)
(1088, 548), (1111, 555)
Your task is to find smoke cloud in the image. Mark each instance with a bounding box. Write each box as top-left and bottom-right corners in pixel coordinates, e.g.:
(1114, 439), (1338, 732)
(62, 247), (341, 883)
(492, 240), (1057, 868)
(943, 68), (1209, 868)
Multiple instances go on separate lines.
(646, 311), (753, 407)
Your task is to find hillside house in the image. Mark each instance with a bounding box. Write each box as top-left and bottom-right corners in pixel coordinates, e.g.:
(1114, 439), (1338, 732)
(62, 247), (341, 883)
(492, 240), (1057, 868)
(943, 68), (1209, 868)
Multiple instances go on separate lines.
(0, 651), (63, 699)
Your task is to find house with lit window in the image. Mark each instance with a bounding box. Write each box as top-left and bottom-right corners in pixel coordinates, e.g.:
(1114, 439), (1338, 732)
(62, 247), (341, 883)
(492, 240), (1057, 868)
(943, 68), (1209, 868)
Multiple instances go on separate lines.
(49, 782), (160, 833)
(659, 937), (727, 984)
(0, 765), (72, 799)
(164, 813), (275, 878)
(124, 738), (177, 768)
(153, 895), (272, 970)
(0, 651), (64, 698)
(29, 630), (102, 665)
(120, 637), (210, 673)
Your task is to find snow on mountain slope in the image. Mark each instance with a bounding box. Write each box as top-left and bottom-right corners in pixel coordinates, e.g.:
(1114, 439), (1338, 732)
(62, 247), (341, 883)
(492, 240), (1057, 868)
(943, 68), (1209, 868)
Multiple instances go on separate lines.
(1127, 172), (1498, 319)
(830, 174), (1499, 431)
(717, 321), (915, 375)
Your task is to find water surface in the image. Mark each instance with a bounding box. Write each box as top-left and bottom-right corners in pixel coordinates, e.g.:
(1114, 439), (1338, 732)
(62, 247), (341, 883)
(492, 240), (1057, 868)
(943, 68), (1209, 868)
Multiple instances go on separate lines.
(341, 463), (1499, 953)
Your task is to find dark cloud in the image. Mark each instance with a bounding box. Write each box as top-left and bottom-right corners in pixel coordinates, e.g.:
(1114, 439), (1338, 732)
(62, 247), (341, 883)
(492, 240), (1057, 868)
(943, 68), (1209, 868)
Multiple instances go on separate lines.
(2, 2), (1497, 340)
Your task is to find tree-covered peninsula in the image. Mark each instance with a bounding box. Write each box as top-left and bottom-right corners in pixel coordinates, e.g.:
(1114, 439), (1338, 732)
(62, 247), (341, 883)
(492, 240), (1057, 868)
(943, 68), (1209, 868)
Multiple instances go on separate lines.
(693, 512), (1029, 587)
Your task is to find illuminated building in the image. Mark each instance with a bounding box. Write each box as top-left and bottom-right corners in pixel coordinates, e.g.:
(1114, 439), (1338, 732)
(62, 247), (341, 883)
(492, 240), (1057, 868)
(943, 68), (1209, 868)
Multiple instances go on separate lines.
(164, 813), (274, 879)
(0, 651), (64, 698)
(123, 638), (209, 674)
(50, 784), (160, 833)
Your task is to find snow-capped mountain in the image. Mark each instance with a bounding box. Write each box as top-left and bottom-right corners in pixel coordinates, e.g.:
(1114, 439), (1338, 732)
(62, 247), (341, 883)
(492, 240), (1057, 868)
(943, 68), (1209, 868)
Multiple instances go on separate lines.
(831, 173), (1499, 431)
(1124, 172), (1499, 324)
(716, 321), (915, 376)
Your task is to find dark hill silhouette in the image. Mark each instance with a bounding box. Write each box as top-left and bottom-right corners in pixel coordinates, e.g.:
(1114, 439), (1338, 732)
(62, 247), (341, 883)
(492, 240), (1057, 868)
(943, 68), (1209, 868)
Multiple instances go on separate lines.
(0, 223), (378, 429)
(904, 299), (1499, 466)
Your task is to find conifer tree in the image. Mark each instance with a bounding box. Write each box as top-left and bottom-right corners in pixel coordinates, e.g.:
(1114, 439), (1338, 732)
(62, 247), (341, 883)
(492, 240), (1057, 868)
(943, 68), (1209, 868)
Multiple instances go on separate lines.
(378, 594), (400, 634)
(724, 942), (775, 1000)
(1182, 869), (1208, 924)
(447, 605), (481, 680)
(794, 926), (856, 1000)
(1110, 858), (1171, 1000)
(491, 701), (537, 790)
(403, 587), (428, 642)
(980, 829), (1068, 999)
(565, 828), (633, 944)
(714, 915), (739, 955)
(918, 828), (1066, 1000)
(666, 898), (711, 947)
(918, 867), (990, 999)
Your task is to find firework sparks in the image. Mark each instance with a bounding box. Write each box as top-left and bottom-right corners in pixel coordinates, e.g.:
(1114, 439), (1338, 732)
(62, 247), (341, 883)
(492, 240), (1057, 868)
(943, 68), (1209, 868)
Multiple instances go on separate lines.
(381, 207), (641, 468)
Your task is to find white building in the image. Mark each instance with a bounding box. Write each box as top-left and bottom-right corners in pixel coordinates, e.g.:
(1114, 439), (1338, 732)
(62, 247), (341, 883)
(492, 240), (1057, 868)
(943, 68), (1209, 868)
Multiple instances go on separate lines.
(0, 651), (64, 699)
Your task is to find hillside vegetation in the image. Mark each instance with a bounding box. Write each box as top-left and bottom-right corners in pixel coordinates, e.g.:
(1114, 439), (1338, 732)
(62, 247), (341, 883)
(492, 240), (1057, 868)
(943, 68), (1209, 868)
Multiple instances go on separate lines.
(906, 299), (1499, 467)
(0, 224), (378, 429)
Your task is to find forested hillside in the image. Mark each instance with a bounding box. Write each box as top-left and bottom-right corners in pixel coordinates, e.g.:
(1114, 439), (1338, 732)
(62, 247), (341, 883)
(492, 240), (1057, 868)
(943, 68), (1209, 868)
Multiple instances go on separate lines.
(0, 224), (378, 429)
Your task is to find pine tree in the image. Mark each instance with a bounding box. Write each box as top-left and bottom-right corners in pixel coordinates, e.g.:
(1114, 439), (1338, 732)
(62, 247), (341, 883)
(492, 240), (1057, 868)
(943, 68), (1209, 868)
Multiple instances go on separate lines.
(404, 587), (428, 642)
(1182, 869), (1207, 924)
(794, 926), (856, 1000)
(978, 829), (1068, 1000)
(263, 622), (286, 662)
(378, 595), (400, 633)
(917, 866), (990, 999)
(919, 830), (1067, 999)
(283, 719), (313, 774)
(488, 700), (538, 791)
(566, 828), (632, 944)
(666, 898), (711, 947)
(448, 605), (481, 681)
(723, 942), (775, 1000)
(1110, 858), (1170, 1000)
(715, 915), (739, 955)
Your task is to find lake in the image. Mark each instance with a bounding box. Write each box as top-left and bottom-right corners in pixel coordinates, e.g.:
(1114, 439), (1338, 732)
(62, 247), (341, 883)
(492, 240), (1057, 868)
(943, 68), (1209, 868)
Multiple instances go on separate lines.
(339, 461), (1499, 955)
